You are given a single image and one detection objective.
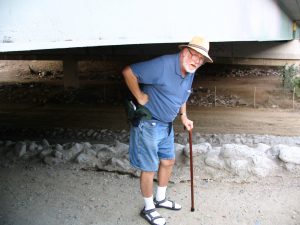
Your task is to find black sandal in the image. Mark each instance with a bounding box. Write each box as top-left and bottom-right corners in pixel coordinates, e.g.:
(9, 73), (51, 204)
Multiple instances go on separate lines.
(154, 198), (182, 210)
(140, 207), (166, 225)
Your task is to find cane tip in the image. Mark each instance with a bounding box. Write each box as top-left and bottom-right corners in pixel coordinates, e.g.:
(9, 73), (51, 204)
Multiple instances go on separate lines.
(191, 208), (195, 212)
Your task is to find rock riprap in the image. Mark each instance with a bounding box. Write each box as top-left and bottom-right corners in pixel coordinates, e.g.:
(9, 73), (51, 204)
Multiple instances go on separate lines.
(1, 135), (300, 183)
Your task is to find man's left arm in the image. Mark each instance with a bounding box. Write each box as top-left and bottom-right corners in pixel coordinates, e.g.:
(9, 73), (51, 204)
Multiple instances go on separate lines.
(180, 103), (193, 130)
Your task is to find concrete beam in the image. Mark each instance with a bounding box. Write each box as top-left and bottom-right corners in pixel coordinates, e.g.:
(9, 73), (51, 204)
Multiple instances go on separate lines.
(63, 59), (79, 89)
(214, 57), (300, 66)
(211, 40), (300, 60)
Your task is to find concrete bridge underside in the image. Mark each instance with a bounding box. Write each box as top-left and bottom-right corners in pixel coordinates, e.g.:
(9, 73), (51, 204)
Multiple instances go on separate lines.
(0, 0), (299, 88)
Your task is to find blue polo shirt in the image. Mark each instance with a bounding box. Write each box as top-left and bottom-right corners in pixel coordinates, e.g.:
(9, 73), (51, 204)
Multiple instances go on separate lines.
(130, 53), (194, 123)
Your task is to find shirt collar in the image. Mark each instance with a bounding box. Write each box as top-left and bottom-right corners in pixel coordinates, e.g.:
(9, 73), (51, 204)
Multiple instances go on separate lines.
(175, 53), (183, 77)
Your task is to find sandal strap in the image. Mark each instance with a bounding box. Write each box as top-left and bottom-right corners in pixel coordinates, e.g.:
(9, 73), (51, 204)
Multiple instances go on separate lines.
(155, 198), (176, 208)
(151, 215), (164, 221)
(154, 198), (167, 205)
(143, 208), (157, 214)
(171, 200), (175, 209)
(154, 198), (180, 210)
(141, 208), (164, 224)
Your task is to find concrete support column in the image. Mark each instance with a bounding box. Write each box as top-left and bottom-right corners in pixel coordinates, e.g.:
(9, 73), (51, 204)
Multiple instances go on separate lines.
(63, 58), (79, 89)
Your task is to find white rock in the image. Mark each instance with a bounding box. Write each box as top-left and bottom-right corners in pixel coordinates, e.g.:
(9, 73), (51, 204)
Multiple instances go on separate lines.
(214, 146), (222, 152)
(36, 144), (43, 151)
(92, 132), (98, 138)
(42, 139), (50, 147)
(82, 142), (92, 150)
(28, 142), (38, 152)
(93, 144), (110, 152)
(255, 143), (271, 152)
(220, 144), (252, 159)
(109, 157), (131, 170)
(205, 151), (225, 170)
(114, 141), (129, 155)
(14, 142), (26, 157)
(175, 143), (185, 152)
(279, 146), (300, 164)
(251, 155), (277, 177)
(86, 149), (97, 157)
(63, 143), (83, 161)
(76, 153), (97, 167)
(54, 151), (63, 159)
(87, 129), (94, 137)
(174, 143), (185, 165)
(234, 138), (241, 144)
(268, 144), (286, 158)
(55, 144), (64, 152)
(97, 146), (116, 159)
(183, 142), (212, 157)
(225, 159), (250, 176)
(39, 149), (53, 158)
(251, 154), (275, 168)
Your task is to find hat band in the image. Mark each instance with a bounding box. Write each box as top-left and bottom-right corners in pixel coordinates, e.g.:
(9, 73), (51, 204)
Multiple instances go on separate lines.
(188, 44), (208, 53)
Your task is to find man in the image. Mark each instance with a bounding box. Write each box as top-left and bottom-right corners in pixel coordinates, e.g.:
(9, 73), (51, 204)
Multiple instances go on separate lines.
(122, 36), (213, 225)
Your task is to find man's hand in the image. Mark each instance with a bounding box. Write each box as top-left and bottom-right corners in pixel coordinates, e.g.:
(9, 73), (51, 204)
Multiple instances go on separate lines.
(123, 66), (149, 106)
(181, 114), (193, 130)
(137, 92), (149, 106)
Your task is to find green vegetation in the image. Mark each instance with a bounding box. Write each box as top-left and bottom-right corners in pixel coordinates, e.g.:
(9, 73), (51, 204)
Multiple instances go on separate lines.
(280, 64), (300, 97)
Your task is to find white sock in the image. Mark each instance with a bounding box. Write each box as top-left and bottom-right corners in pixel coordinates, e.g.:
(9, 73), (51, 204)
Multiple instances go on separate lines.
(156, 186), (182, 210)
(156, 186), (167, 201)
(144, 195), (155, 210)
(143, 195), (166, 225)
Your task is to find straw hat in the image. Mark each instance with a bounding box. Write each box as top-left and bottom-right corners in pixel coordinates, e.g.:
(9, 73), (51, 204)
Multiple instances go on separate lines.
(179, 36), (213, 63)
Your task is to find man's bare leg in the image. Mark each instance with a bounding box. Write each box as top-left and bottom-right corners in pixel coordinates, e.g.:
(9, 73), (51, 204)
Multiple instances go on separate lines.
(158, 159), (175, 186)
(140, 171), (155, 197)
(140, 171), (166, 225)
(156, 159), (181, 209)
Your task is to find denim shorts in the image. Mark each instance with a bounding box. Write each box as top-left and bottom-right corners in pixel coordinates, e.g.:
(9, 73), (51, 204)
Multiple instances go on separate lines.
(129, 119), (175, 172)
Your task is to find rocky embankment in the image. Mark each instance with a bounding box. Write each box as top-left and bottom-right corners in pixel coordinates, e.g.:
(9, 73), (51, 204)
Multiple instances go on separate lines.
(1, 129), (300, 183)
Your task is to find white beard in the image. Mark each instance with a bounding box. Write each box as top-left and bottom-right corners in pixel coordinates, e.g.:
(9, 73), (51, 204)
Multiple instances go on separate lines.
(183, 60), (197, 73)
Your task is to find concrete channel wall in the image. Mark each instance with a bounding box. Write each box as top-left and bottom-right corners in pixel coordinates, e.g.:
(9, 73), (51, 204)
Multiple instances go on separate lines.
(212, 40), (300, 66)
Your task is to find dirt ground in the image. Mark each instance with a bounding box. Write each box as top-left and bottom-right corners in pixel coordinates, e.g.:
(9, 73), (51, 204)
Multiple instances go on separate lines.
(0, 104), (300, 137)
(0, 60), (299, 136)
(1, 162), (300, 225)
(0, 60), (300, 225)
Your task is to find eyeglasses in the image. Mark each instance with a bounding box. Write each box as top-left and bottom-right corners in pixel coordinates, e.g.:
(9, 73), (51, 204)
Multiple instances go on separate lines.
(187, 48), (205, 64)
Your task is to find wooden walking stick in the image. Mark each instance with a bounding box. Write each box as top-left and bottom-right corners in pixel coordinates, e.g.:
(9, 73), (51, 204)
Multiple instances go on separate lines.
(188, 129), (195, 212)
